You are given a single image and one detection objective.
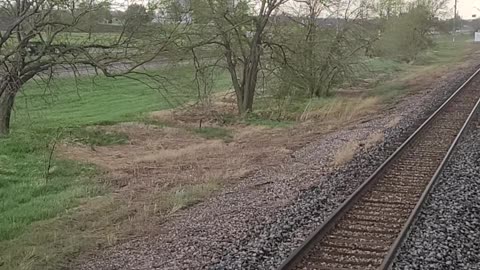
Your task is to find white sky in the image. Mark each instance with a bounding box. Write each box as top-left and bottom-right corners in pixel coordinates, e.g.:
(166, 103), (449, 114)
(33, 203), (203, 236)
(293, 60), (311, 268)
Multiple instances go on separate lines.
(456, 0), (480, 19)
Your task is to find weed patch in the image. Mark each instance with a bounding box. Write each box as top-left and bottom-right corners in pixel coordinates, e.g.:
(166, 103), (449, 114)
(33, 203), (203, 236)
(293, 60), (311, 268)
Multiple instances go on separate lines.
(67, 128), (129, 146)
(191, 127), (233, 141)
(167, 182), (221, 213)
(245, 114), (294, 128)
(301, 97), (380, 122)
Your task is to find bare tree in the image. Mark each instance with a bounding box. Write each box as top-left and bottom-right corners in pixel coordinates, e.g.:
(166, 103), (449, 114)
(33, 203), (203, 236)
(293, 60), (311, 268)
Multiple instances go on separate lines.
(267, 0), (371, 97)
(372, 0), (405, 19)
(0, 0), (174, 135)
(180, 0), (287, 114)
(372, 0), (447, 62)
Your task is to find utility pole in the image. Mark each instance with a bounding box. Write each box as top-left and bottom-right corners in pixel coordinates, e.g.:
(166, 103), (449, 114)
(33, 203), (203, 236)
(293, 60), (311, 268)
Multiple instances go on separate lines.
(453, 0), (457, 42)
(336, 1), (340, 34)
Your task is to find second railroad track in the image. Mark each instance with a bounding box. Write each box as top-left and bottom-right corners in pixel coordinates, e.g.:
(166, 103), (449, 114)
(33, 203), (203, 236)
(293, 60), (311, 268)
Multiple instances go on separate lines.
(278, 67), (480, 270)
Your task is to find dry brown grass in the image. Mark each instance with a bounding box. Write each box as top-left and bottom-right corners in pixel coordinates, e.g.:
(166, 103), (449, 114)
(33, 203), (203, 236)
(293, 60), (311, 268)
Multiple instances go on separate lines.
(387, 116), (402, 128)
(301, 97), (380, 122)
(57, 113), (318, 245)
(59, 94), (385, 233)
(52, 90), (389, 269)
(133, 141), (225, 163)
(53, 78), (416, 268)
(0, 195), (128, 270)
(166, 181), (221, 214)
(148, 92), (238, 129)
(332, 131), (385, 167)
(332, 140), (360, 166)
(364, 132), (385, 149)
(150, 110), (175, 123)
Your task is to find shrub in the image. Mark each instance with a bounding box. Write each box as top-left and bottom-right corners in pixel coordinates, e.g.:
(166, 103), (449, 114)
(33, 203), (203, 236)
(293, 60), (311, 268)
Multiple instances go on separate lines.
(374, 5), (435, 62)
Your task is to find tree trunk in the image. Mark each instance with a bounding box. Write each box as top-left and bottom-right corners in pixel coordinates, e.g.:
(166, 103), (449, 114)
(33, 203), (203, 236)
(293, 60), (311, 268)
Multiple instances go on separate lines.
(242, 74), (256, 113)
(241, 37), (262, 114)
(0, 89), (16, 136)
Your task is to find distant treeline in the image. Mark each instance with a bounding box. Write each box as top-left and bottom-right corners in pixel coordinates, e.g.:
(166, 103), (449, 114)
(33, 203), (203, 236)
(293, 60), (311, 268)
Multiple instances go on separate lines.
(0, 16), (123, 33)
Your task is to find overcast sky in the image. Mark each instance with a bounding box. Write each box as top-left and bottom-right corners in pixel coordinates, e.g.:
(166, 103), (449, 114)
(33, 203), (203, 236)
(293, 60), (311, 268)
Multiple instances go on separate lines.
(456, 0), (479, 19)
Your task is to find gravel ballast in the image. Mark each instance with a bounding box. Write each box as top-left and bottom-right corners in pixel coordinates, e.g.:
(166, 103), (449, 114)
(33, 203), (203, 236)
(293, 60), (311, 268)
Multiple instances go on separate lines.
(77, 64), (480, 270)
(392, 111), (480, 270)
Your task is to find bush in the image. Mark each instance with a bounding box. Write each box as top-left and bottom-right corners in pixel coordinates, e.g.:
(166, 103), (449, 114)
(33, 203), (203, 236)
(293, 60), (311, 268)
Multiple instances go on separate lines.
(374, 5), (434, 62)
(268, 22), (370, 98)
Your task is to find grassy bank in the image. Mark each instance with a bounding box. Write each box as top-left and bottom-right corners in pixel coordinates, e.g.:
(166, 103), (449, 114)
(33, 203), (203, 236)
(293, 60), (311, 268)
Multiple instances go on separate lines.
(0, 66), (230, 269)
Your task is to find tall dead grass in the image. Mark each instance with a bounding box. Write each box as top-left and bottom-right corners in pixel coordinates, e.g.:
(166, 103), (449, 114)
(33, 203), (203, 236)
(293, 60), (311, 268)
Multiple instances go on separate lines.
(332, 140), (359, 166)
(133, 141), (225, 163)
(332, 131), (385, 167)
(166, 181), (221, 214)
(300, 97), (379, 122)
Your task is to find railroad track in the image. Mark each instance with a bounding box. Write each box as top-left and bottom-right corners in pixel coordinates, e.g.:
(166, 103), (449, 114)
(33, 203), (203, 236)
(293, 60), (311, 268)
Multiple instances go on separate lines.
(278, 68), (480, 270)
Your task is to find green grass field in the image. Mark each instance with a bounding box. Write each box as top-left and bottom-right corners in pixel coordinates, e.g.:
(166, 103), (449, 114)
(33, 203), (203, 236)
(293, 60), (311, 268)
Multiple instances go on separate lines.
(0, 34), (474, 269)
(2, 66), (231, 241)
(0, 66), (231, 269)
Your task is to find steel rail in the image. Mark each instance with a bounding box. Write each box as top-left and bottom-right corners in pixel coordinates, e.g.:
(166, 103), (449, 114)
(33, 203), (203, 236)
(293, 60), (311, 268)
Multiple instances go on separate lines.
(379, 83), (480, 270)
(277, 67), (480, 270)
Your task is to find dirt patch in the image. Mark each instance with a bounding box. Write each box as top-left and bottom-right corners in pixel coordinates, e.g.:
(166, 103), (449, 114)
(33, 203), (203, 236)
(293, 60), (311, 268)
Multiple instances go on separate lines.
(149, 92), (238, 128)
(59, 103), (339, 234)
(60, 119), (322, 189)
